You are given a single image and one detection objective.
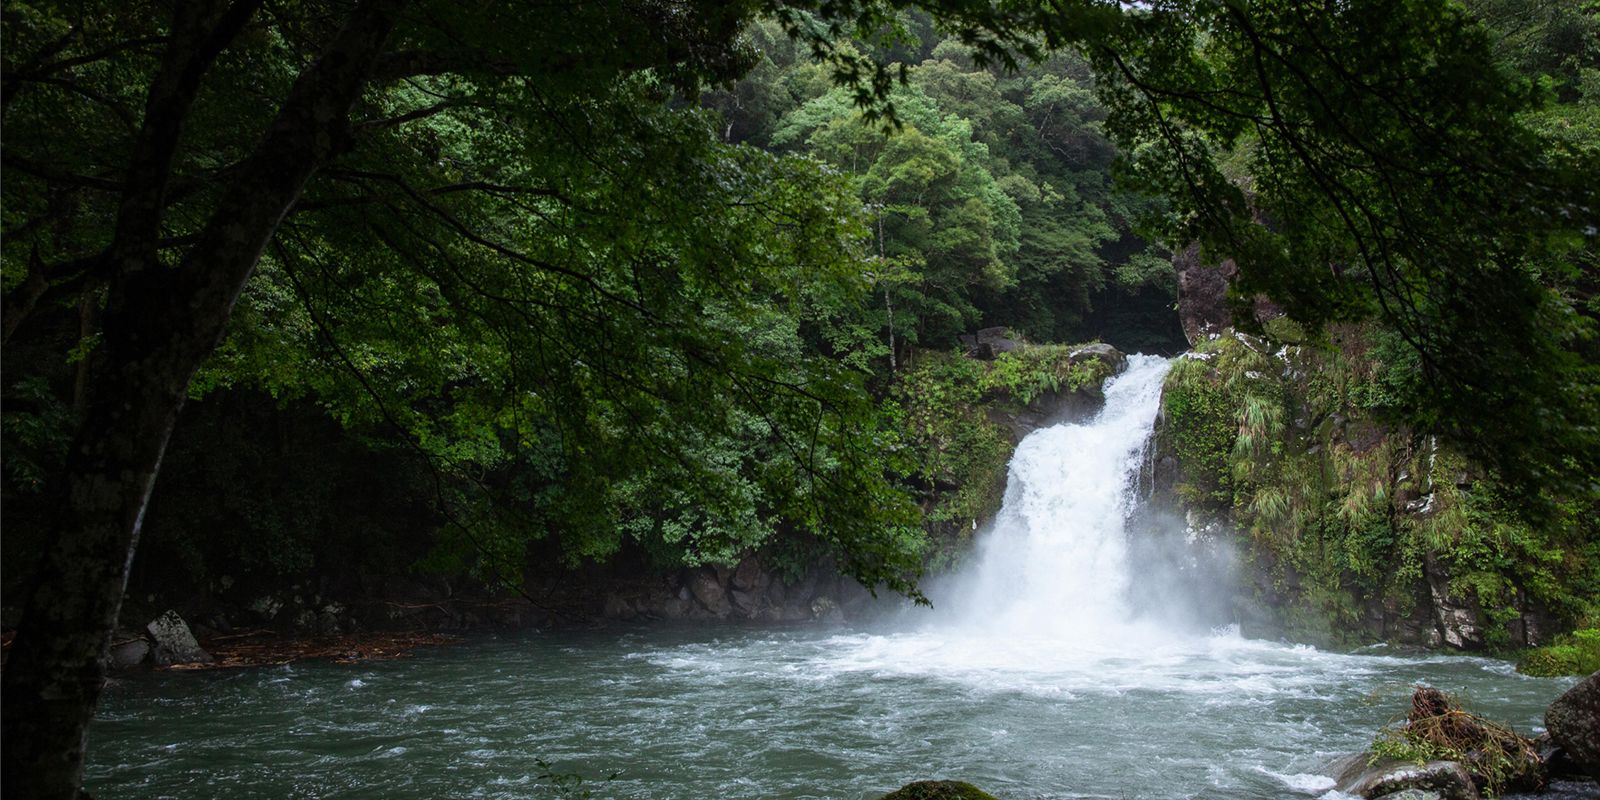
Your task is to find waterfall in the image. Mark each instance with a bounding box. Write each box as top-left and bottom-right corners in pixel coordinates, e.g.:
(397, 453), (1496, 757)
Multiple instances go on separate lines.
(937, 354), (1174, 639)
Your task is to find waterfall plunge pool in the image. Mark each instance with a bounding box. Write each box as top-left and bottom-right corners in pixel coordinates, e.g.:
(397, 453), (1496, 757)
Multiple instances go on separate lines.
(86, 625), (1576, 799)
(85, 357), (1585, 798)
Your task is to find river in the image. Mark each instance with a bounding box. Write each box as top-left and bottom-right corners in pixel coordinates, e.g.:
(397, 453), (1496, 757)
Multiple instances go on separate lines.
(85, 356), (1582, 799)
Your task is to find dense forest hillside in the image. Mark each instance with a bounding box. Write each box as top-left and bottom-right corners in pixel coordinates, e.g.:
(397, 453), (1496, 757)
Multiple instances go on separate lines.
(1, 13), (1180, 627)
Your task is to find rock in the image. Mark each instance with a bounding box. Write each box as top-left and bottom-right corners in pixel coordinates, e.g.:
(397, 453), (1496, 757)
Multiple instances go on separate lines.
(315, 610), (342, 636)
(1533, 733), (1588, 782)
(1333, 757), (1479, 800)
(1424, 554), (1484, 650)
(879, 780), (998, 799)
(971, 327), (1023, 360)
(249, 595), (283, 621)
(1067, 342), (1126, 373)
(688, 568), (731, 618)
(731, 556), (763, 592)
(729, 588), (761, 618)
(146, 610), (213, 666)
(1546, 670), (1600, 781)
(1173, 243), (1237, 346)
(108, 637), (150, 669)
(602, 594), (635, 620)
(810, 596), (843, 623)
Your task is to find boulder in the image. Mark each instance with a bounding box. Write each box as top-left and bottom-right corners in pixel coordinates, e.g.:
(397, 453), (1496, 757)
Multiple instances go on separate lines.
(687, 568), (731, 618)
(146, 610), (213, 666)
(879, 780), (998, 800)
(602, 594), (636, 620)
(731, 556), (764, 592)
(971, 327), (1023, 360)
(108, 637), (150, 670)
(1333, 758), (1479, 800)
(810, 596), (843, 623)
(1067, 342), (1127, 373)
(729, 588), (761, 618)
(1546, 670), (1600, 781)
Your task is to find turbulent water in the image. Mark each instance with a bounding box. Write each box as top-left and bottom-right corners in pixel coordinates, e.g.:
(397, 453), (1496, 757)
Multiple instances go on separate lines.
(86, 356), (1582, 799)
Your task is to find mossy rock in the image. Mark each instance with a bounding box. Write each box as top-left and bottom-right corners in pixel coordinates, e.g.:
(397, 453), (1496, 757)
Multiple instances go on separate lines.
(878, 780), (999, 800)
(1516, 629), (1600, 676)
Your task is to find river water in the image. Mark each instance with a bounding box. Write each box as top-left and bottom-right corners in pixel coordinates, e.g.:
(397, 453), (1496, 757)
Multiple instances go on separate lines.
(85, 356), (1582, 799)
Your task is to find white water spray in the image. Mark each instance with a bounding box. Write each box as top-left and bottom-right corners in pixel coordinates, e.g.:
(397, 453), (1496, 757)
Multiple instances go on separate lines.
(938, 353), (1173, 638)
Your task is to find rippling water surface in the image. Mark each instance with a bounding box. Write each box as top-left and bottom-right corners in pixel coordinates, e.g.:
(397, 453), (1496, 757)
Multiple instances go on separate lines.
(85, 357), (1582, 797)
(87, 625), (1574, 799)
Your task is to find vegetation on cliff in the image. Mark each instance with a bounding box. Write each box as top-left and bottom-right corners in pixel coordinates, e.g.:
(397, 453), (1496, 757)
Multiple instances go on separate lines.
(1160, 329), (1600, 647)
(894, 342), (1118, 564)
(1518, 629), (1600, 677)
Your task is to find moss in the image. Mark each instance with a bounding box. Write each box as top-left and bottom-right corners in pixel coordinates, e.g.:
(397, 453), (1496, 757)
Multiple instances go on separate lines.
(1162, 327), (1600, 647)
(879, 780), (1000, 800)
(1516, 628), (1600, 676)
(894, 343), (1118, 565)
(979, 344), (1111, 404)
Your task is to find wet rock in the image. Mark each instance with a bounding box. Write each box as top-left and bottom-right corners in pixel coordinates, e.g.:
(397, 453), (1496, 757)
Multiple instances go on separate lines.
(108, 637), (150, 670)
(1068, 342), (1126, 373)
(810, 596), (843, 623)
(657, 596), (694, 620)
(688, 568), (731, 618)
(731, 556), (764, 592)
(970, 326), (1023, 360)
(146, 610), (213, 666)
(1332, 757), (1479, 800)
(249, 595), (284, 621)
(729, 588), (761, 618)
(1533, 733), (1588, 782)
(602, 594), (635, 620)
(1546, 670), (1600, 780)
(878, 780), (998, 799)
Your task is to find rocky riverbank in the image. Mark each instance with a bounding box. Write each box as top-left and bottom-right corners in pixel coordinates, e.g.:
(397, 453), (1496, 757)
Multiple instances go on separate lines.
(1324, 677), (1599, 800)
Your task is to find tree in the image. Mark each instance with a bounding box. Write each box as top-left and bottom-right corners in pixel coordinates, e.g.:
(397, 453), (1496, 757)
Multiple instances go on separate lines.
(0, 1), (913, 794)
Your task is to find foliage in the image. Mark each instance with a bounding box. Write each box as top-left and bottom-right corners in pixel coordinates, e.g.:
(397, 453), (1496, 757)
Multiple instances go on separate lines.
(1093, 0), (1600, 507)
(760, 40), (1175, 350)
(893, 352), (1011, 542)
(981, 345), (1110, 405)
(1517, 628), (1600, 677)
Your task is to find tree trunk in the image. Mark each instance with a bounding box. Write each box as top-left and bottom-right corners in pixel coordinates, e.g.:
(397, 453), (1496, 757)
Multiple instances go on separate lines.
(0, 3), (401, 797)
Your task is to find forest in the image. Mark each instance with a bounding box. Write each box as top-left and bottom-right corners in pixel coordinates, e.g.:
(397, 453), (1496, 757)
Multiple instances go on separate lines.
(2, 1), (1598, 798)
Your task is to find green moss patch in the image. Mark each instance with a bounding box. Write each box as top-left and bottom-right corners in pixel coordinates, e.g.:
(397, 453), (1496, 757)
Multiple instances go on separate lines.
(879, 780), (1000, 800)
(1517, 628), (1600, 676)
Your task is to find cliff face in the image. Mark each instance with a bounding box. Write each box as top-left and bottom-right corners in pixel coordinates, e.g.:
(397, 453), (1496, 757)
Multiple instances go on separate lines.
(1147, 325), (1597, 649)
